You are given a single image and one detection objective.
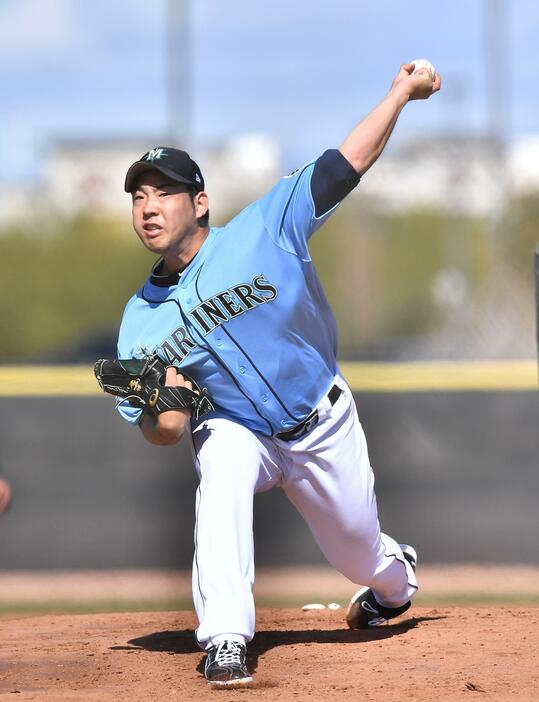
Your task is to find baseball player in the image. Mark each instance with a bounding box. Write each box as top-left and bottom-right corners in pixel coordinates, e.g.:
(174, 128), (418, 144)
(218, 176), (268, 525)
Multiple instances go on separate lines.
(0, 478), (12, 514)
(104, 63), (440, 686)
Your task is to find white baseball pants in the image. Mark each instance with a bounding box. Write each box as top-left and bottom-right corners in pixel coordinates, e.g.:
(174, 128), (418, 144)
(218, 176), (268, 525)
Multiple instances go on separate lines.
(188, 376), (417, 649)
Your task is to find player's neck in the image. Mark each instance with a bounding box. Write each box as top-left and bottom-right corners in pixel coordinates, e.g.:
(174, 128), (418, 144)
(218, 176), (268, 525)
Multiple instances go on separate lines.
(162, 226), (210, 274)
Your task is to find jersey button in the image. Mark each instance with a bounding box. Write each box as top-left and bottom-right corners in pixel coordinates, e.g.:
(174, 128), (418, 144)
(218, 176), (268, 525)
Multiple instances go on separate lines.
(216, 339), (223, 347)
(261, 394), (268, 403)
(239, 366), (246, 374)
(280, 419), (288, 426)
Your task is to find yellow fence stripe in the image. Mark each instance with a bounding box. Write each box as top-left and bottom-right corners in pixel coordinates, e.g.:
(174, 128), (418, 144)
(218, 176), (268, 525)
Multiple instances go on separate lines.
(0, 361), (536, 396)
(0, 366), (97, 396)
(339, 361), (538, 392)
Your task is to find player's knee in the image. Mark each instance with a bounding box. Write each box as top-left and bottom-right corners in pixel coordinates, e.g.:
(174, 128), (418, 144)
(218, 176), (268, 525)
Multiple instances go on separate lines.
(336, 513), (376, 545)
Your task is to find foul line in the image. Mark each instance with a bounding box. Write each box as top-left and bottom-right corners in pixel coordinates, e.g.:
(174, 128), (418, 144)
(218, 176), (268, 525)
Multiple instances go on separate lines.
(0, 361), (536, 396)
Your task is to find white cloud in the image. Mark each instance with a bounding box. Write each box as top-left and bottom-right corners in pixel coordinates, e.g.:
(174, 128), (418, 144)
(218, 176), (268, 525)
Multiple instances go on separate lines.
(0, 0), (80, 59)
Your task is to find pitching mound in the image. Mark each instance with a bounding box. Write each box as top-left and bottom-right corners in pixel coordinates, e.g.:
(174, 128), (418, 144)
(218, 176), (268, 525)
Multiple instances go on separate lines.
(1, 607), (538, 700)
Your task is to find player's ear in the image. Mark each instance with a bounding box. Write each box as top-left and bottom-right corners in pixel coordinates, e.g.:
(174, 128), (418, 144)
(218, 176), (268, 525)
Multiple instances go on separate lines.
(194, 191), (209, 220)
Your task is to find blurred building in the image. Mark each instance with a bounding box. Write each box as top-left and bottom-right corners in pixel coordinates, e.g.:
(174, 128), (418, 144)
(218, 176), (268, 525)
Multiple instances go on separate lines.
(200, 134), (282, 218)
(1, 133), (539, 227)
(42, 133), (282, 221)
(356, 137), (499, 215)
(354, 134), (539, 214)
(39, 134), (539, 218)
(44, 138), (146, 219)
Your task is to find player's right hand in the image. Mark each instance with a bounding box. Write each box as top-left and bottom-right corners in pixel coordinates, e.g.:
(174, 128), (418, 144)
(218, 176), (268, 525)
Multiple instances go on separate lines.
(140, 366), (194, 445)
(165, 366), (199, 394)
(391, 63), (441, 101)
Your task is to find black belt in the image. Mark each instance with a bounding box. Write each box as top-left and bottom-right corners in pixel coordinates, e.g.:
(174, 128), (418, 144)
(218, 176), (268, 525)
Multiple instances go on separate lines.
(275, 384), (343, 442)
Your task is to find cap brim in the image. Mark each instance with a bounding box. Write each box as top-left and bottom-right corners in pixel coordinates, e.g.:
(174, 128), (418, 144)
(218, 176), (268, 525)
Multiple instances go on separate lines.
(124, 162), (196, 193)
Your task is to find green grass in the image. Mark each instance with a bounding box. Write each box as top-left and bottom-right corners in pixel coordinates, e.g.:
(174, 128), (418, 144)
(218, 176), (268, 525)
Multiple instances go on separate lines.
(414, 592), (539, 606)
(1, 593), (538, 618)
(0, 598), (193, 618)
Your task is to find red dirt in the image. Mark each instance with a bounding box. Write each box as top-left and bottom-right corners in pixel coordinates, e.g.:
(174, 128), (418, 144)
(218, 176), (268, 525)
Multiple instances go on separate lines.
(1, 607), (537, 701)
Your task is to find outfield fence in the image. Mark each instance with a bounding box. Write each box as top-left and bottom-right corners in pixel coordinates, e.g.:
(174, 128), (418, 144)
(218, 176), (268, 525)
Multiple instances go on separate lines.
(0, 362), (537, 570)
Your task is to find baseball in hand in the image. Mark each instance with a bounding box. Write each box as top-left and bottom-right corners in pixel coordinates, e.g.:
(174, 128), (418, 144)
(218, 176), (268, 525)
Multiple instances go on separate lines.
(410, 58), (436, 80)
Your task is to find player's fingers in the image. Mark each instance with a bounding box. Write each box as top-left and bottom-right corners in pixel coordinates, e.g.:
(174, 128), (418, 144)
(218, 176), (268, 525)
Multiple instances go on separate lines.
(415, 67), (432, 79)
(413, 68), (435, 87)
(177, 374), (199, 394)
(391, 63), (416, 90)
(432, 72), (442, 92)
(165, 366), (179, 386)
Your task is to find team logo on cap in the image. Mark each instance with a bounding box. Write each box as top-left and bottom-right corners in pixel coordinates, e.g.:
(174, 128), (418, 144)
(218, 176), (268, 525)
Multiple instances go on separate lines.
(145, 148), (167, 162)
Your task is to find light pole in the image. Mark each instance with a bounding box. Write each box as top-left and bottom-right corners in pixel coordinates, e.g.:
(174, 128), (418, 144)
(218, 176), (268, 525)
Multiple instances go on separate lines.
(166, 0), (192, 148)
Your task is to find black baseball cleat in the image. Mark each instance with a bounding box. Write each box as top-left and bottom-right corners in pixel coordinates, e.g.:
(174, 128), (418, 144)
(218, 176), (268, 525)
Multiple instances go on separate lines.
(204, 640), (253, 687)
(346, 544), (417, 629)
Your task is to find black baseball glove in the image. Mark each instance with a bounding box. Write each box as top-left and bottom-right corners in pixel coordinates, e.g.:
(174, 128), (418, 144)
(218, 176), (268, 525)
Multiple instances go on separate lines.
(94, 356), (214, 420)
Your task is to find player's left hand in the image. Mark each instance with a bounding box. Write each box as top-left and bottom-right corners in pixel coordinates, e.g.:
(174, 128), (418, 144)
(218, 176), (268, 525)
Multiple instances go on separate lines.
(391, 63), (441, 101)
(94, 356), (215, 419)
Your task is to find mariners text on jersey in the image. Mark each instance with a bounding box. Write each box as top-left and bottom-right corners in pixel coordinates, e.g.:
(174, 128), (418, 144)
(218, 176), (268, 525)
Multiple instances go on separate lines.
(159, 275), (277, 363)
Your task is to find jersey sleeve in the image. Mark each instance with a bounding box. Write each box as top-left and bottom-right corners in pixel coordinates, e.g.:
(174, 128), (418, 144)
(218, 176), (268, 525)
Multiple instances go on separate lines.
(115, 397), (143, 426)
(256, 149), (361, 258)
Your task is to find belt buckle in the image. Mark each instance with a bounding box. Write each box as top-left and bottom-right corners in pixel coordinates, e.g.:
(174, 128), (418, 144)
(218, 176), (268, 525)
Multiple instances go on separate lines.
(301, 411), (319, 437)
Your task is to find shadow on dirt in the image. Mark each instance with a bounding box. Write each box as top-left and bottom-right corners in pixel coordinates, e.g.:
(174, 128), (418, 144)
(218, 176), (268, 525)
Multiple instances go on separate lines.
(114, 615), (446, 676)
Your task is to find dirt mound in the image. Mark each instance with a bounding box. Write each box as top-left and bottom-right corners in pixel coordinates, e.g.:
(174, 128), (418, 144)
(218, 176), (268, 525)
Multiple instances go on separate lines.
(1, 607), (537, 701)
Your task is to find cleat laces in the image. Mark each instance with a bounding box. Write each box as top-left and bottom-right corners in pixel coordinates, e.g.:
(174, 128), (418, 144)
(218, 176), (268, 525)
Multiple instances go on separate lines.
(215, 640), (244, 667)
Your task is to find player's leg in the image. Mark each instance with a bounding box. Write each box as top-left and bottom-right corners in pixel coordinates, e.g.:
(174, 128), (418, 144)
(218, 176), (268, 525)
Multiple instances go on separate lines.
(279, 379), (417, 612)
(188, 417), (280, 652)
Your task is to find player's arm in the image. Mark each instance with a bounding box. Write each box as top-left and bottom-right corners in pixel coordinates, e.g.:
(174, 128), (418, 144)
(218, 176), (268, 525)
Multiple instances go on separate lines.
(310, 63), (441, 217)
(139, 367), (193, 446)
(259, 64), (440, 248)
(339, 63), (441, 177)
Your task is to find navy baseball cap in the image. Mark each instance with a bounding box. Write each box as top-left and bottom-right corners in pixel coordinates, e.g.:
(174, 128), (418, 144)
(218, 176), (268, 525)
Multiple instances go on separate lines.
(124, 147), (205, 193)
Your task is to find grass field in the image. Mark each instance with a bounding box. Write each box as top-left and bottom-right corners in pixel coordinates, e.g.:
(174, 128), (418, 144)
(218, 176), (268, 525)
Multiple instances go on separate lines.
(1, 564), (538, 617)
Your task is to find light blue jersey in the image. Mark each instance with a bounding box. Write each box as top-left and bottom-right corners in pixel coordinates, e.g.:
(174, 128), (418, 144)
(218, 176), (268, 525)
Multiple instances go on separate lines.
(117, 155), (353, 436)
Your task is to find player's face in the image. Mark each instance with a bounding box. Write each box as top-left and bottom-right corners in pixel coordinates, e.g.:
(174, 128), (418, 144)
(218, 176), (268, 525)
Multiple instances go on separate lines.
(131, 172), (206, 258)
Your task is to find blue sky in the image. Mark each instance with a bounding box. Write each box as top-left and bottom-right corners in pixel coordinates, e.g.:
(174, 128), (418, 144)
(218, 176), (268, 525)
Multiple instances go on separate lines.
(0, 0), (537, 181)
